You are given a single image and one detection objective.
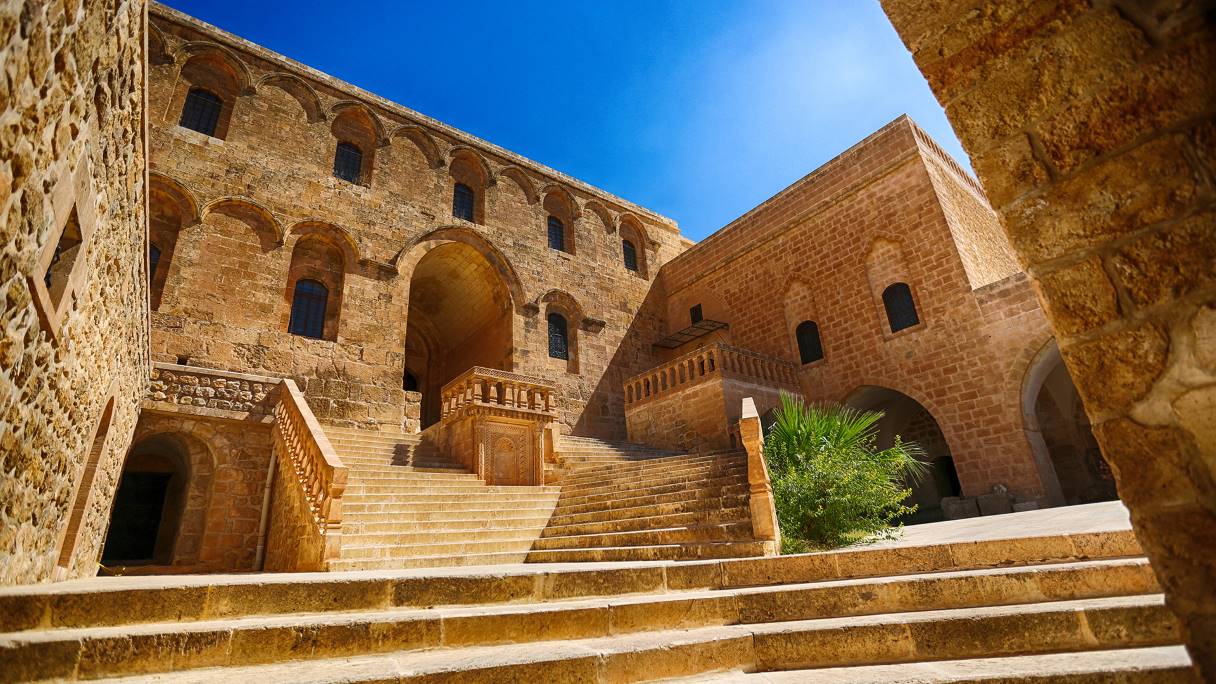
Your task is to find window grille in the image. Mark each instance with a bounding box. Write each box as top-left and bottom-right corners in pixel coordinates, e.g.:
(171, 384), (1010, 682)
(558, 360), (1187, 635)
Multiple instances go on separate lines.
(333, 142), (363, 183)
(288, 279), (329, 339)
(452, 182), (475, 221)
(547, 312), (569, 360)
(689, 304), (703, 325)
(179, 88), (222, 136)
(623, 239), (638, 271)
(547, 216), (566, 252)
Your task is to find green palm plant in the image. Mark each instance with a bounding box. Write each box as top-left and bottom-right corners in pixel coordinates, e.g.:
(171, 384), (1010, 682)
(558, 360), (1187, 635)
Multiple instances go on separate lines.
(764, 392), (927, 552)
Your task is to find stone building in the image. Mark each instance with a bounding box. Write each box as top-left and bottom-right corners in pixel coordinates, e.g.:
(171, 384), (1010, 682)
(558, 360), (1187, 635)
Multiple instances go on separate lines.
(3, 0), (1213, 678)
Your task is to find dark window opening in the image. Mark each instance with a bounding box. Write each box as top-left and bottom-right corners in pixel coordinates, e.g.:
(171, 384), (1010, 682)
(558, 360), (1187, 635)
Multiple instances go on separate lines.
(689, 304), (703, 325)
(333, 142), (363, 184)
(623, 239), (638, 272)
(101, 472), (171, 563)
(795, 320), (824, 364)
(149, 243), (161, 283)
(548, 312), (569, 360)
(175, 355), (190, 366)
(452, 182), (475, 222)
(882, 282), (920, 333)
(43, 206), (83, 303)
(288, 279), (329, 339)
(547, 216), (566, 252)
(403, 370), (419, 392)
(179, 88), (222, 137)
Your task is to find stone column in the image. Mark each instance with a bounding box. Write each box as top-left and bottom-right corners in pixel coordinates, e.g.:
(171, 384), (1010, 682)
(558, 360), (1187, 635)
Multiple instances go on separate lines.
(739, 397), (780, 555)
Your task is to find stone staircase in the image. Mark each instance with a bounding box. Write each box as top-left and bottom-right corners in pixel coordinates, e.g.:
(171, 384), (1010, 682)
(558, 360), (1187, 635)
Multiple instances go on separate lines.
(323, 426), (560, 571)
(0, 522), (1193, 682)
(532, 437), (770, 562)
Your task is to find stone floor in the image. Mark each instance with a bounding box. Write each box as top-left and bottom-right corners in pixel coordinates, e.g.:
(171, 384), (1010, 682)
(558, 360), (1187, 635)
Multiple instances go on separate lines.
(874, 501), (1131, 548)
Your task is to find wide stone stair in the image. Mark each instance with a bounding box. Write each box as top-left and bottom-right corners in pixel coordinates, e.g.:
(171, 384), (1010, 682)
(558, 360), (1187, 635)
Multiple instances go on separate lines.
(323, 426), (560, 571)
(533, 438), (769, 563)
(0, 523), (1194, 682)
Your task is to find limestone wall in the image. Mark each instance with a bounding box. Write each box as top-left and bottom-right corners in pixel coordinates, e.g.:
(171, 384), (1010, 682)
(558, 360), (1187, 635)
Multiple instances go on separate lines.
(881, 1), (1216, 673)
(144, 5), (685, 440)
(0, 0), (149, 585)
(655, 117), (1054, 503)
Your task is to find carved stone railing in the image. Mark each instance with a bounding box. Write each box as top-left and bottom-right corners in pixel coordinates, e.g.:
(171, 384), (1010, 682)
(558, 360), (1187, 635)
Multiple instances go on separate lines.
(438, 367), (557, 486)
(623, 343), (798, 408)
(266, 379), (347, 571)
(441, 367), (558, 420)
(734, 397), (780, 554)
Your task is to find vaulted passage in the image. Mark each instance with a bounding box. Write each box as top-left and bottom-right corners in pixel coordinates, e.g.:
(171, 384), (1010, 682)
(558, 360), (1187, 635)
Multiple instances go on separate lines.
(101, 441), (190, 566)
(845, 385), (961, 525)
(404, 242), (514, 427)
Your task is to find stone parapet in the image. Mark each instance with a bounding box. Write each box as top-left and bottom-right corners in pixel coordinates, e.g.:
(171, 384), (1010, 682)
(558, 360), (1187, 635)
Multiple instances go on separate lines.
(623, 343), (798, 409)
(146, 363), (278, 417)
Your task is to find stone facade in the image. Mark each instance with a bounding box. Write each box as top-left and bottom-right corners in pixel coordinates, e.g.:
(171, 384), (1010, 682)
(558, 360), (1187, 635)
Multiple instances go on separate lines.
(0, 0), (148, 584)
(880, 0), (1216, 675)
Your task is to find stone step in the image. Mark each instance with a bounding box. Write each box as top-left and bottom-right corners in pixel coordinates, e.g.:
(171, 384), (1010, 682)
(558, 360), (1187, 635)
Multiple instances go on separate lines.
(558, 462), (748, 494)
(343, 499), (560, 514)
(689, 646), (1195, 683)
(344, 485), (560, 499)
(548, 494), (751, 527)
(542, 506), (752, 538)
(23, 592), (1173, 682)
(342, 527), (545, 546)
(325, 551), (533, 572)
(339, 538), (538, 559)
(0, 528), (1145, 633)
(524, 540), (769, 562)
(344, 517), (553, 535)
(552, 483), (749, 517)
(555, 472), (748, 506)
(560, 452), (745, 480)
(343, 509), (559, 525)
(343, 468), (480, 480)
(534, 521), (754, 550)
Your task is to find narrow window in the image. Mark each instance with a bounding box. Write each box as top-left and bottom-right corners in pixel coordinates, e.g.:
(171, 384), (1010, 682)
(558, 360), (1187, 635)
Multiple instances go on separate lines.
(149, 243), (161, 283)
(622, 239), (638, 272)
(179, 88), (223, 137)
(547, 312), (569, 360)
(882, 282), (920, 332)
(452, 182), (475, 222)
(403, 370), (419, 392)
(288, 279), (329, 339)
(689, 304), (703, 325)
(547, 216), (566, 252)
(795, 320), (824, 364)
(333, 142), (363, 184)
(43, 207), (83, 303)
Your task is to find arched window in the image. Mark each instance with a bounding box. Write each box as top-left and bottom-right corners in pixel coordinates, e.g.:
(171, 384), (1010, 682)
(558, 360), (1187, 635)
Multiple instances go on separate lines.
(452, 182), (475, 222)
(149, 243), (162, 283)
(403, 370), (419, 392)
(882, 282), (920, 332)
(333, 142), (363, 184)
(288, 279), (329, 339)
(795, 320), (824, 364)
(547, 312), (569, 360)
(622, 239), (639, 272)
(179, 88), (223, 137)
(547, 216), (566, 252)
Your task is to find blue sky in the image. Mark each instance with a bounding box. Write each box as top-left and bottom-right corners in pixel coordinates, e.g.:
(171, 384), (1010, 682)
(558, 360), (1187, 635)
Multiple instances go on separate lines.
(162, 1), (969, 241)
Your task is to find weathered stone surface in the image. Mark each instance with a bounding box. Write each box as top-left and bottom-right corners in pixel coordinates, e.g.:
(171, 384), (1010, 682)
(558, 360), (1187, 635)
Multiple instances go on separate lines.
(1109, 214), (1216, 311)
(1062, 323), (1169, 416)
(1034, 257), (1120, 336)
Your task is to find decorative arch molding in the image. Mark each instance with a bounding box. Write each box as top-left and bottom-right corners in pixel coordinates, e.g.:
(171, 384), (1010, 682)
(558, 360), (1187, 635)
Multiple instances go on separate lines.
(537, 289), (585, 320)
(392, 125), (444, 168)
(583, 200), (616, 232)
(148, 172), (201, 227)
(1019, 336), (1070, 506)
(256, 73), (324, 123)
(838, 380), (962, 465)
(286, 220), (362, 270)
(177, 41), (254, 94)
(200, 196), (284, 245)
(448, 146), (496, 186)
(396, 226), (527, 313)
(497, 166), (539, 204)
(148, 23), (174, 65)
(122, 426), (219, 566)
(329, 101), (388, 146)
(618, 213), (651, 247)
(539, 183), (581, 219)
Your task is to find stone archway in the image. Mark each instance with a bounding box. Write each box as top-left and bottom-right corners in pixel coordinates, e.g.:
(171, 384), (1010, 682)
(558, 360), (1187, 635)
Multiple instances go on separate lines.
(844, 385), (962, 524)
(1023, 340), (1118, 507)
(101, 438), (190, 566)
(405, 241), (515, 428)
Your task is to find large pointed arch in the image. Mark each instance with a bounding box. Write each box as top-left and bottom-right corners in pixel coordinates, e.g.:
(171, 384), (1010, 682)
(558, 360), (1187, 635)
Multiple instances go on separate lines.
(397, 226), (527, 313)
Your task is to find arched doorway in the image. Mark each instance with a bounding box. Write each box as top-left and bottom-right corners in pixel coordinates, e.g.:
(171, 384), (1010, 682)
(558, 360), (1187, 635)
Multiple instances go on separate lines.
(844, 385), (961, 524)
(405, 241), (515, 428)
(101, 437), (191, 566)
(1023, 340), (1118, 506)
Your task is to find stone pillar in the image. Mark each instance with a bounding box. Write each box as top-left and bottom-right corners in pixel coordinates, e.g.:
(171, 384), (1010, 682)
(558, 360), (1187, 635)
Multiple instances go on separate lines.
(880, 2), (1216, 675)
(739, 398), (780, 554)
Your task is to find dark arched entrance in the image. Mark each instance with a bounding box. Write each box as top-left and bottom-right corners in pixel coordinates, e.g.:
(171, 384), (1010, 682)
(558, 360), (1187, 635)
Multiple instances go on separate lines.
(844, 385), (961, 524)
(101, 438), (190, 566)
(404, 241), (514, 428)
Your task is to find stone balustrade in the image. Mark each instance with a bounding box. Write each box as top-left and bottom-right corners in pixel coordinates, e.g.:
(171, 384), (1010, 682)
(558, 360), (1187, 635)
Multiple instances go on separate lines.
(266, 378), (348, 570)
(623, 343), (798, 407)
(440, 367), (557, 421)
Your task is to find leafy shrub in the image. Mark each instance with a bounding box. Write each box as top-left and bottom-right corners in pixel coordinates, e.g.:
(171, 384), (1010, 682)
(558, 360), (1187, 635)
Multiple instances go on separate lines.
(764, 392), (926, 551)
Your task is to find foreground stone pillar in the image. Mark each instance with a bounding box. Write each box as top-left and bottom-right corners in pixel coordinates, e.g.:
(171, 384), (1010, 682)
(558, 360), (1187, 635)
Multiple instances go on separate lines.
(880, 2), (1216, 675)
(739, 398), (780, 554)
